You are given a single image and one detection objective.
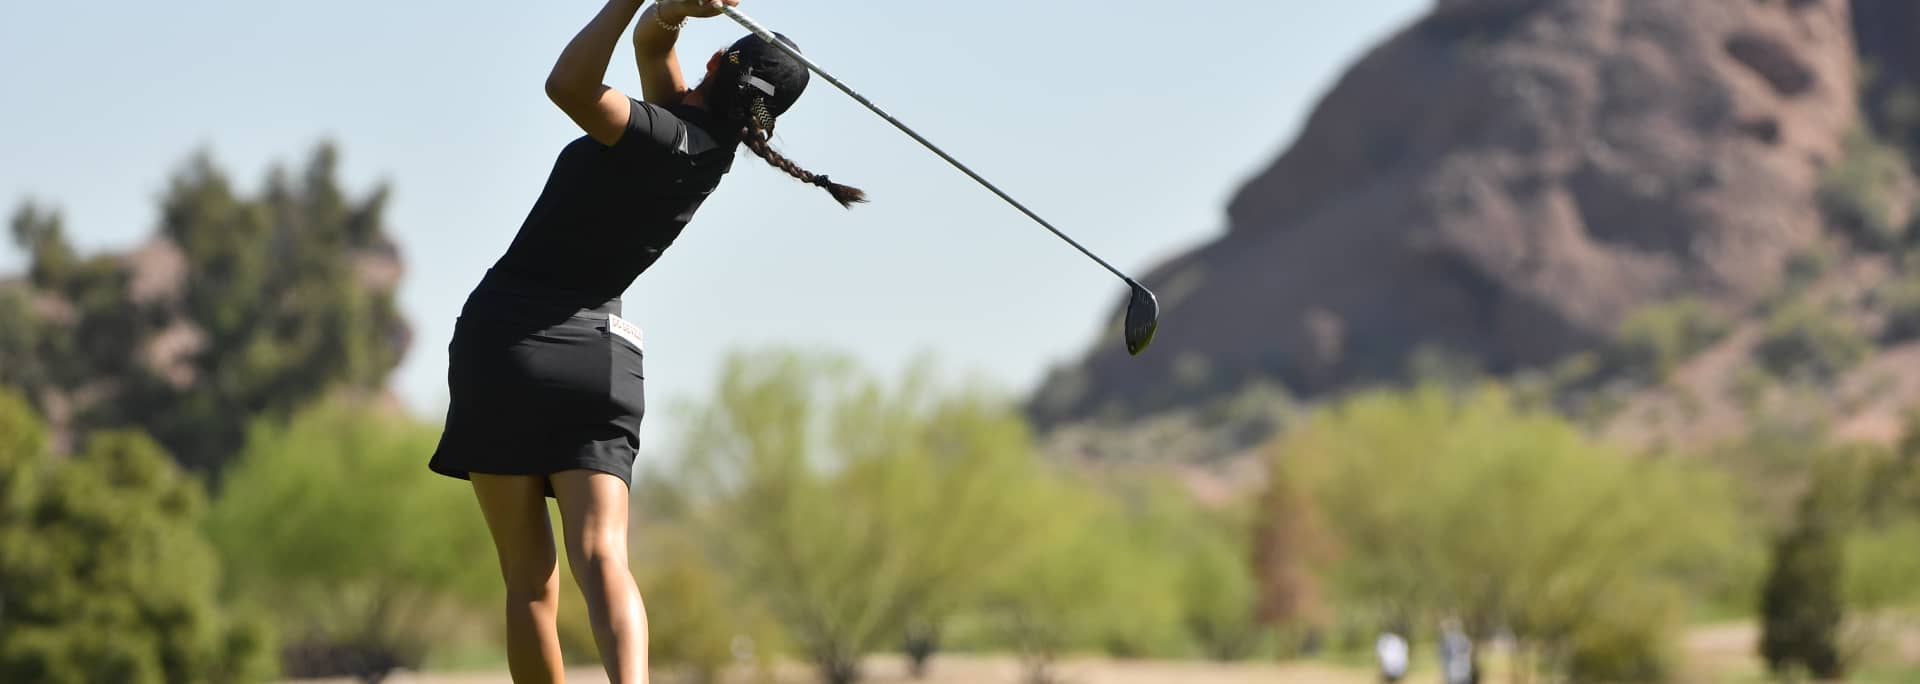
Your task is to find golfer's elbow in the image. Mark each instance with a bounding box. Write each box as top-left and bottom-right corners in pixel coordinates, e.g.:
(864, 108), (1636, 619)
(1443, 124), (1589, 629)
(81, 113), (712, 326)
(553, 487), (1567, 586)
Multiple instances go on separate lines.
(544, 74), (596, 109)
(544, 76), (579, 106)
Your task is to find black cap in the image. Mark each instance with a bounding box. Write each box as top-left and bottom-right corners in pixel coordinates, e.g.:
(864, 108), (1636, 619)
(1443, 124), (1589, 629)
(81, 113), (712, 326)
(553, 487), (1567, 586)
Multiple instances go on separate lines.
(714, 32), (810, 121)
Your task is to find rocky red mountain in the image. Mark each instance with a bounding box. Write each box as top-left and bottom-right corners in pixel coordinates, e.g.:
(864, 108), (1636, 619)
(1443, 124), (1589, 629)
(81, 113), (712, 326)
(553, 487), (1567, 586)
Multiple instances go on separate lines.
(1035, 0), (1920, 451)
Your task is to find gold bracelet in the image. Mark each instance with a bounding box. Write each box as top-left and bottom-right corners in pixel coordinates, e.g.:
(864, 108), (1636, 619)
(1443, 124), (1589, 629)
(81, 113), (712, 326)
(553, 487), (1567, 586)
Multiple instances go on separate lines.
(654, 4), (687, 31)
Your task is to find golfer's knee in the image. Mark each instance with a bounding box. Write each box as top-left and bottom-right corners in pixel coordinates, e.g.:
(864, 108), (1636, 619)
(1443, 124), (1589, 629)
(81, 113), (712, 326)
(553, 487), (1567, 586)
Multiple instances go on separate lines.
(500, 558), (561, 603)
(566, 537), (630, 581)
(506, 584), (559, 609)
(570, 547), (630, 578)
(505, 576), (559, 606)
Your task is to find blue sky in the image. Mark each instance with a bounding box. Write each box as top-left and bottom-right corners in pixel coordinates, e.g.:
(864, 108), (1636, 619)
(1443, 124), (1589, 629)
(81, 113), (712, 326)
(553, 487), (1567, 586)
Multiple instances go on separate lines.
(0, 1), (1426, 445)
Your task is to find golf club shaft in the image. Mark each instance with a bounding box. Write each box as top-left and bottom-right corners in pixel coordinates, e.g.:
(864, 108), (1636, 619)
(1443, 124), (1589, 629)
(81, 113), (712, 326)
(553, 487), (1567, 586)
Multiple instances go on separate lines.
(720, 6), (1137, 286)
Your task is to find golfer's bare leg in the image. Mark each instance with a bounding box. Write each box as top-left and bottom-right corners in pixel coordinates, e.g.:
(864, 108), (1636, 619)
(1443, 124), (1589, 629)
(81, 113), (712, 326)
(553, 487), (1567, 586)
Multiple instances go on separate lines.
(552, 469), (648, 684)
(472, 474), (567, 684)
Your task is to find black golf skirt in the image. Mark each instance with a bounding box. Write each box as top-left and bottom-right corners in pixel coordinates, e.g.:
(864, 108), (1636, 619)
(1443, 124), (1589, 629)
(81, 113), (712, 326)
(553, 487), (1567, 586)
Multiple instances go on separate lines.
(428, 272), (646, 498)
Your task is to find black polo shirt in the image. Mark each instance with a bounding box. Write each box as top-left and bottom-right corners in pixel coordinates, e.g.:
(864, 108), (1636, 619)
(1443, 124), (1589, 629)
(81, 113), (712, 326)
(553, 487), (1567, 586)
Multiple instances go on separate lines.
(489, 99), (740, 302)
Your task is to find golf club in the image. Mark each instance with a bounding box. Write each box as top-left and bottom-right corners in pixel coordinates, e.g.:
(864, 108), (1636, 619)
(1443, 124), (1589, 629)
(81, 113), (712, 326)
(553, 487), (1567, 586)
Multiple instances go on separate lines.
(720, 5), (1161, 356)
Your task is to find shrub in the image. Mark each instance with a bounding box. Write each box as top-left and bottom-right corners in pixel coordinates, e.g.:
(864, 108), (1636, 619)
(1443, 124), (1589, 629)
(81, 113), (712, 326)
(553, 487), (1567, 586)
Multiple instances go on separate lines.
(1787, 245), (1837, 293)
(1179, 508), (1269, 662)
(1879, 84), (1920, 157)
(1565, 585), (1683, 683)
(1844, 517), (1920, 612)
(636, 529), (778, 684)
(1613, 297), (1730, 381)
(1730, 365), (1777, 414)
(206, 399), (495, 683)
(0, 389), (272, 684)
(675, 350), (1062, 684)
(1265, 385), (1757, 683)
(1091, 483), (1198, 660)
(981, 482), (1138, 684)
(1755, 300), (1873, 383)
(1251, 461), (1331, 637)
(1819, 128), (1914, 249)
(1876, 276), (1920, 343)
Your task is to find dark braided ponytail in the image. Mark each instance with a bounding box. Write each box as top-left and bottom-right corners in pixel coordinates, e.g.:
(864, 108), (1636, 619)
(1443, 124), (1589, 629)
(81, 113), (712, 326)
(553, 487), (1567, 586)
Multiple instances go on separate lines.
(709, 32), (866, 209)
(738, 95), (867, 208)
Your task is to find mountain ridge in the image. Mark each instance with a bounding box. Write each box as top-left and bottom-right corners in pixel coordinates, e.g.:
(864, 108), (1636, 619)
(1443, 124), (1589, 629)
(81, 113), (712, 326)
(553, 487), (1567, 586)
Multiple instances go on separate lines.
(1034, 0), (1920, 456)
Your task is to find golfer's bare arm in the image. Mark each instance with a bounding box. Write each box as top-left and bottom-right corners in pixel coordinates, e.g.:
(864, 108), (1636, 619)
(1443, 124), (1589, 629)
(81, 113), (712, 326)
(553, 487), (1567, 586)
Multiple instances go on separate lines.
(545, 0), (649, 146)
(632, 3), (693, 105)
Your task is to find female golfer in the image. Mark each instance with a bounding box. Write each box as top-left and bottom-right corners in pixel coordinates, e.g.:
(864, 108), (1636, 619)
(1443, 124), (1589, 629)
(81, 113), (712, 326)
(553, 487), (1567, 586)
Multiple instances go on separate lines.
(428, 0), (862, 681)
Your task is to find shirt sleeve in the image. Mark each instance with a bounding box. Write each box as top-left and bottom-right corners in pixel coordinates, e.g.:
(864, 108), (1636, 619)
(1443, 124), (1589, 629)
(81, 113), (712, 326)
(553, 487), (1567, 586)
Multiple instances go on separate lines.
(606, 98), (685, 158)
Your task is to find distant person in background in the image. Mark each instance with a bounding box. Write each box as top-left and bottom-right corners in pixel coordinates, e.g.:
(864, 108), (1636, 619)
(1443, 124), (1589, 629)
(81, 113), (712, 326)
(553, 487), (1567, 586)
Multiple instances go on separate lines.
(1439, 618), (1477, 684)
(424, 0), (864, 682)
(1376, 630), (1410, 684)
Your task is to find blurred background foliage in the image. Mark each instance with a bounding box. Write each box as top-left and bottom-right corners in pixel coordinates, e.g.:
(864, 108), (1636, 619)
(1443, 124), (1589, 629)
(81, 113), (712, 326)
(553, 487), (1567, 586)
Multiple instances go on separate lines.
(1, 145), (405, 475)
(1263, 385), (1760, 682)
(206, 399), (496, 682)
(0, 389), (272, 684)
(0, 144), (1918, 684)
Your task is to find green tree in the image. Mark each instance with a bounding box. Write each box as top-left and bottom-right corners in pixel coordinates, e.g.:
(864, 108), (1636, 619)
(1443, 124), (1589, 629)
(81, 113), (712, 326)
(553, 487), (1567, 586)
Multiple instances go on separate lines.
(1252, 455), (1330, 640)
(1840, 517), (1920, 665)
(206, 399), (493, 684)
(675, 350), (1055, 684)
(141, 147), (405, 471)
(1266, 385), (1757, 682)
(1836, 419), (1920, 668)
(0, 389), (271, 684)
(980, 479), (1131, 684)
(1097, 486), (1192, 660)
(634, 524), (782, 684)
(5, 202), (157, 400)
(3, 144), (406, 473)
(1719, 422), (1920, 676)
(971, 472), (1243, 679)
(1177, 503), (1268, 662)
(1760, 460), (1854, 681)
(0, 285), (50, 391)
(10, 203), (78, 293)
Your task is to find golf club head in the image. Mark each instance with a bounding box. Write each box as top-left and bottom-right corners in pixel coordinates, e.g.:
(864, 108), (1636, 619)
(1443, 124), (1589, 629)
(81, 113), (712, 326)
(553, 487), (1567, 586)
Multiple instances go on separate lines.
(1124, 281), (1160, 356)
